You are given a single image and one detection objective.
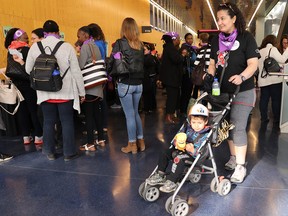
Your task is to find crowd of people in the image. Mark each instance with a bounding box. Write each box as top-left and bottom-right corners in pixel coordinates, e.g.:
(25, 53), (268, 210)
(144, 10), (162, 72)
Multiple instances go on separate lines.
(1, 2), (288, 187)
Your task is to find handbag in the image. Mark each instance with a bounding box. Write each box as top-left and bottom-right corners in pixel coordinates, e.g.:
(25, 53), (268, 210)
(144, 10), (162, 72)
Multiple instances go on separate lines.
(109, 40), (129, 77)
(5, 53), (30, 81)
(0, 70), (25, 115)
(191, 46), (207, 86)
(81, 44), (108, 89)
(261, 48), (281, 78)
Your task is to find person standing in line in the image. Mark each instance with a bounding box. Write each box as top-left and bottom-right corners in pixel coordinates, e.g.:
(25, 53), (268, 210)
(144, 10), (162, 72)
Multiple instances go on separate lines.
(278, 34), (288, 55)
(142, 44), (158, 113)
(206, 2), (260, 183)
(25, 20), (85, 161)
(5, 28), (43, 146)
(159, 32), (183, 124)
(193, 33), (211, 97)
(107, 17), (145, 154)
(180, 33), (198, 101)
(31, 28), (44, 44)
(88, 23), (109, 132)
(258, 35), (288, 127)
(77, 26), (105, 151)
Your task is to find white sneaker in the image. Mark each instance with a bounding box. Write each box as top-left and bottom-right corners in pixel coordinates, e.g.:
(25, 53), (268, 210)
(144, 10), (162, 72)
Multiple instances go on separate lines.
(159, 180), (178, 193)
(110, 103), (121, 109)
(35, 136), (43, 145)
(230, 164), (247, 183)
(23, 136), (33, 145)
(225, 155), (236, 170)
(146, 172), (166, 185)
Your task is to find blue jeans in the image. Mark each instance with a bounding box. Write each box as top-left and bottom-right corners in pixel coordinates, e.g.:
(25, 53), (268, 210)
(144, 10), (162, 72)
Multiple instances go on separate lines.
(117, 83), (143, 142)
(41, 101), (77, 157)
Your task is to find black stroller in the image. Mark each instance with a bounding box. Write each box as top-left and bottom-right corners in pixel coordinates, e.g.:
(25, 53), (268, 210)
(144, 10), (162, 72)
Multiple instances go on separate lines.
(138, 87), (240, 216)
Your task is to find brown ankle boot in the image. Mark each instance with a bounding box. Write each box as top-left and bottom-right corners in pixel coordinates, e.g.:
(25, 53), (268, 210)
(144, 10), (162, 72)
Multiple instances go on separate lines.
(137, 139), (145, 152)
(121, 142), (137, 154)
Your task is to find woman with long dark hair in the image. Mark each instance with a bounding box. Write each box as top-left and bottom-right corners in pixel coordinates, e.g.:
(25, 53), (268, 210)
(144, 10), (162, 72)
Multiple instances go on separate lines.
(207, 2), (260, 183)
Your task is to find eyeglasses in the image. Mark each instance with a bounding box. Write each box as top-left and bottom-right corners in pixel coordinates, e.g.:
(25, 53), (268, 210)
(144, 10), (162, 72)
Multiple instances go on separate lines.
(219, 3), (236, 14)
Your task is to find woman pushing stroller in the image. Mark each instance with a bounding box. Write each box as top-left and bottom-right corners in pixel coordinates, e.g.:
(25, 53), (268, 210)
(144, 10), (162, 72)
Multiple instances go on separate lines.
(146, 104), (210, 193)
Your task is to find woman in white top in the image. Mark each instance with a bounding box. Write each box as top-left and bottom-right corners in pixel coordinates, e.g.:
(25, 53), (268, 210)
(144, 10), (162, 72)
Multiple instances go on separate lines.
(258, 34), (288, 125)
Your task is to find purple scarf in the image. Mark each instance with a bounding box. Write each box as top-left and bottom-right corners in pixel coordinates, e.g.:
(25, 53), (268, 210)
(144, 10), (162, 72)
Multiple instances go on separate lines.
(44, 32), (60, 39)
(83, 37), (94, 45)
(219, 29), (238, 52)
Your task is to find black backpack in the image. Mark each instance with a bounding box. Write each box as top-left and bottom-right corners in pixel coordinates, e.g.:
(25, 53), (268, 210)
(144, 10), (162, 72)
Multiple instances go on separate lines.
(261, 48), (281, 78)
(30, 41), (69, 92)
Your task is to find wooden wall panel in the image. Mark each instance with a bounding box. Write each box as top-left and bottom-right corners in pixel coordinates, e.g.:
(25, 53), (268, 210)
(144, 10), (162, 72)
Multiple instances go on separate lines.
(0, 0), (165, 67)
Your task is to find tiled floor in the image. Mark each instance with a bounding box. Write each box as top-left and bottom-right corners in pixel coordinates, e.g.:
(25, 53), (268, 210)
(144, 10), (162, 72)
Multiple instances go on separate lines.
(0, 89), (288, 216)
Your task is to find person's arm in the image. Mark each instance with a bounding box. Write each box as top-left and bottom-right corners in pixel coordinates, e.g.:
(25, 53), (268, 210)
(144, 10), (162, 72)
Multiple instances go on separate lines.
(25, 44), (37, 74)
(229, 57), (258, 85)
(271, 46), (288, 63)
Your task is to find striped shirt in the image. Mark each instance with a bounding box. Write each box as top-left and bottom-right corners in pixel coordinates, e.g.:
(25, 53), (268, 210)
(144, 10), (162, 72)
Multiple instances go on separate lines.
(193, 45), (211, 70)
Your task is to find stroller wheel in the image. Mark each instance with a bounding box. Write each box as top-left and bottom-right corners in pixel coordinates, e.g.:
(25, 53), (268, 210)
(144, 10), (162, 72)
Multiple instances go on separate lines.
(170, 199), (189, 216)
(210, 177), (218, 193)
(217, 179), (231, 196)
(138, 182), (146, 198)
(143, 185), (160, 202)
(165, 195), (181, 214)
(188, 173), (202, 184)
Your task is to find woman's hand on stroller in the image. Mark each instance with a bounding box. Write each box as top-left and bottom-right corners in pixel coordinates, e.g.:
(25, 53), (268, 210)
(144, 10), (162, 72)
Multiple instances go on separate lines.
(203, 73), (214, 94)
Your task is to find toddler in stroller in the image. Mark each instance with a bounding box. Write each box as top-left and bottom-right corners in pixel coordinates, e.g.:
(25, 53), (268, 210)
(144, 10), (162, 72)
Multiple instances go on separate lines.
(146, 104), (211, 193)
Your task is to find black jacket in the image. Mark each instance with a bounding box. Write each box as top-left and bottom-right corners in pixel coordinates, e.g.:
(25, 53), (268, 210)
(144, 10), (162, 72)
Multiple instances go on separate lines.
(159, 43), (183, 87)
(107, 38), (144, 85)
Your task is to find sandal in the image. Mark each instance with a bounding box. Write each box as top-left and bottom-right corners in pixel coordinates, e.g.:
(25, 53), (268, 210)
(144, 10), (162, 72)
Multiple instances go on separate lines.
(95, 140), (106, 147)
(79, 144), (96, 151)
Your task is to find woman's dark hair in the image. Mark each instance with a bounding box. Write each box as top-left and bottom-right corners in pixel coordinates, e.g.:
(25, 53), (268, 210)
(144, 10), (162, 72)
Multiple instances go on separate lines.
(259, 35), (277, 49)
(144, 44), (151, 51)
(278, 34), (288, 54)
(88, 23), (105, 41)
(217, 2), (246, 34)
(184, 33), (192, 40)
(162, 35), (173, 44)
(32, 28), (44, 38)
(78, 26), (92, 36)
(4, 28), (19, 49)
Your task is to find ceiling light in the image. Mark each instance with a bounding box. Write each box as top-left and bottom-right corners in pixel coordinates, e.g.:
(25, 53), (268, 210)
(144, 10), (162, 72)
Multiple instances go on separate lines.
(247, 0), (264, 27)
(205, 0), (219, 29)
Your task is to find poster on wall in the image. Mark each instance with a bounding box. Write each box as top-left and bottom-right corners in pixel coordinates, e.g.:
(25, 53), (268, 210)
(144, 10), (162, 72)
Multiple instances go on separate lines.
(60, 32), (65, 41)
(3, 26), (12, 37)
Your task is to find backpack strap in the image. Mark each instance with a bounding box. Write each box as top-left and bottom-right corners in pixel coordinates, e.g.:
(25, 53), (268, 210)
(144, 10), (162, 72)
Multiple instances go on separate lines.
(268, 48), (272, 58)
(52, 41), (64, 55)
(37, 42), (45, 54)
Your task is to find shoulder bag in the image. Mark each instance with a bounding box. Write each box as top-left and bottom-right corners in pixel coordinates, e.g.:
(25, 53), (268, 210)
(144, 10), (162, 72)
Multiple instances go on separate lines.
(81, 44), (108, 89)
(0, 70), (25, 115)
(261, 48), (281, 78)
(109, 40), (129, 77)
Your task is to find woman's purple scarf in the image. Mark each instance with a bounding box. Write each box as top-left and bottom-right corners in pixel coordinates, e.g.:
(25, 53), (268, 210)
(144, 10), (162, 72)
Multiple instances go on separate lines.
(83, 37), (94, 45)
(219, 29), (238, 52)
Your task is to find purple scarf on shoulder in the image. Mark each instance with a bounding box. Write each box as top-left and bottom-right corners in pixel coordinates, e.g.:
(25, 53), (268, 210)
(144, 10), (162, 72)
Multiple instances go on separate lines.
(218, 29), (238, 52)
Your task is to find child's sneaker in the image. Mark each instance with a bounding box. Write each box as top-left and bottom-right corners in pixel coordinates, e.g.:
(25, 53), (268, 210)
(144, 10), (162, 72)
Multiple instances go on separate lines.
(23, 136), (33, 145)
(0, 153), (13, 162)
(146, 172), (166, 185)
(230, 164), (247, 183)
(225, 155), (236, 170)
(159, 180), (178, 193)
(34, 136), (43, 145)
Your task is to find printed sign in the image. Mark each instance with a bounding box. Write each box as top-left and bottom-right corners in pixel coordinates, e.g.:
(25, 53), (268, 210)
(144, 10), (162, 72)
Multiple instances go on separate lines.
(3, 26), (12, 37)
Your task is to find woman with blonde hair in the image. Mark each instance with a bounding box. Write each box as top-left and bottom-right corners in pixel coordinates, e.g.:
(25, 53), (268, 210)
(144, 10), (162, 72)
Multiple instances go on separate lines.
(107, 17), (145, 154)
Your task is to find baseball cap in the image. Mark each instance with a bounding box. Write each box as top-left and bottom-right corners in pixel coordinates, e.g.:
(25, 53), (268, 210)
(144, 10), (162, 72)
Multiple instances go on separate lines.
(189, 104), (209, 117)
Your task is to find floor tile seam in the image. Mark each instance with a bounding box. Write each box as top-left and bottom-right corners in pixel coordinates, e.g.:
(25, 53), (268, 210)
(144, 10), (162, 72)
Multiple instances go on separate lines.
(199, 183), (288, 191)
(1, 164), (144, 180)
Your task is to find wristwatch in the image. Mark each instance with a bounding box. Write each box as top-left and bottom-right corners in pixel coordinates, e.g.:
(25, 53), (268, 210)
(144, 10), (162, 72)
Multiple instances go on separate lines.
(240, 75), (246, 82)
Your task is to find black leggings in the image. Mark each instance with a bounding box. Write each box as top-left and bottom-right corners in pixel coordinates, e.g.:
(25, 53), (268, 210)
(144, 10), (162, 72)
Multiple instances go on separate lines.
(83, 95), (104, 144)
(165, 86), (180, 114)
